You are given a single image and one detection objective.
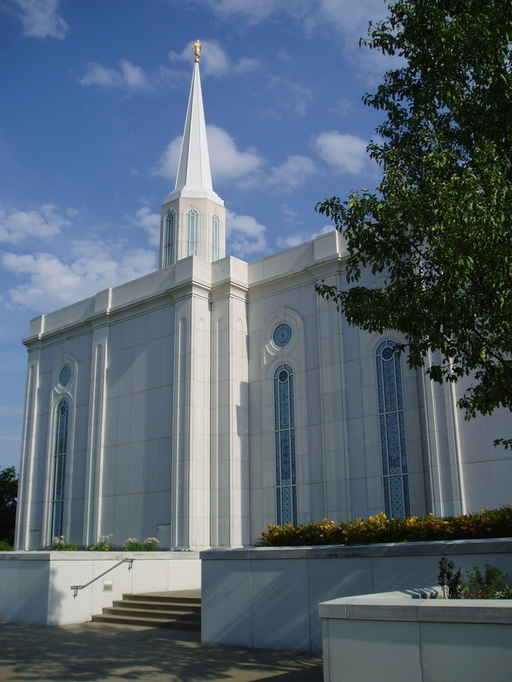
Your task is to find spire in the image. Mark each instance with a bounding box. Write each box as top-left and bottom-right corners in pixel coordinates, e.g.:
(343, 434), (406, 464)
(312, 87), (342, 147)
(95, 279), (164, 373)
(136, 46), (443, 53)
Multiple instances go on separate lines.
(174, 47), (214, 195)
(160, 41), (225, 267)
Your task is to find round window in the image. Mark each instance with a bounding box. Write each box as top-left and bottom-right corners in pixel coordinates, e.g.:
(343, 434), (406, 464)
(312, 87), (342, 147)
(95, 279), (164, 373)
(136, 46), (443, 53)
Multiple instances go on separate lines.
(381, 346), (394, 361)
(273, 323), (292, 348)
(278, 369), (289, 383)
(59, 365), (72, 386)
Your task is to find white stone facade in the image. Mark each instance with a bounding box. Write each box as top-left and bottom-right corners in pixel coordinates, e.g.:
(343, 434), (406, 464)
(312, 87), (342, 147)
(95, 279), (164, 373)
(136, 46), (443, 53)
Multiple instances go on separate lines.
(15, 56), (512, 551)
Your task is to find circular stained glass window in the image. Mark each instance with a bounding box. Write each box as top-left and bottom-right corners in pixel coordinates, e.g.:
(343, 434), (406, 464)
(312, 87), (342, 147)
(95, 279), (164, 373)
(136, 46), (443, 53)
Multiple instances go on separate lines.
(278, 369), (289, 383)
(59, 365), (71, 386)
(273, 323), (292, 348)
(381, 345), (394, 361)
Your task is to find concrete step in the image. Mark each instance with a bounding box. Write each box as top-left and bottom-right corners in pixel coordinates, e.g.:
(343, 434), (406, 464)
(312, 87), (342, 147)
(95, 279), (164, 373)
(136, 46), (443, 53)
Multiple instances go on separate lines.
(92, 590), (201, 630)
(101, 606), (201, 621)
(91, 613), (201, 629)
(110, 601), (200, 616)
(113, 594), (201, 613)
(125, 591), (200, 605)
(116, 600), (200, 610)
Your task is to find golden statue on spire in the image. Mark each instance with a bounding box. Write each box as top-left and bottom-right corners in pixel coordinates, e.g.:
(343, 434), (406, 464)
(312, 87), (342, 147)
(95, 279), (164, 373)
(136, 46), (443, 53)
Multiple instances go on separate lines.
(193, 40), (201, 62)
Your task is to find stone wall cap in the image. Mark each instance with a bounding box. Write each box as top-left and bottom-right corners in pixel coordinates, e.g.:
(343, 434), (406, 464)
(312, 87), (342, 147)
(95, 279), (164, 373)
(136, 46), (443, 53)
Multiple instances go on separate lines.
(319, 593), (512, 624)
(200, 538), (512, 561)
(0, 551), (200, 562)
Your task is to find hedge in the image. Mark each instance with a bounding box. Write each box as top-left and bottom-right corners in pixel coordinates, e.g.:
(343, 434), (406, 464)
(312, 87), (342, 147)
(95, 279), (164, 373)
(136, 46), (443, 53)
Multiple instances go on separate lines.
(257, 507), (512, 547)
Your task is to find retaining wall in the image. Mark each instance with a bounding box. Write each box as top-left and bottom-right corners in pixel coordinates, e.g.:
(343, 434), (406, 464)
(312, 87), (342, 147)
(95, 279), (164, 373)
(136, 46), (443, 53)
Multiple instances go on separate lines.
(200, 538), (512, 652)
(0, 551), (201, 626)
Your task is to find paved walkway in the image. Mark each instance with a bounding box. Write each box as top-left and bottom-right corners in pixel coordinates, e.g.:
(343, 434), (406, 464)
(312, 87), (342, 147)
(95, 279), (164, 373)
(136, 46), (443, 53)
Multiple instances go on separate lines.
(0, 621), (323, 681)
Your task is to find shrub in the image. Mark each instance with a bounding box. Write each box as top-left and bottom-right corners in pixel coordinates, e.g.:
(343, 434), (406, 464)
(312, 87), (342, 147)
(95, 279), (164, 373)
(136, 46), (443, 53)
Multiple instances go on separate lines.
(51, 536), (77, 551)
(92, 534), (114, 551)
(438, 557), (512, 599)
(0, 540), (14, 551)
(257, 507), (512, 547)
(438, 557), (463, 598)
(465, 564), (512, 599)
(123, 537), (143, 551)
(142, 537), (159, 551)
(123, 537), (161, 551)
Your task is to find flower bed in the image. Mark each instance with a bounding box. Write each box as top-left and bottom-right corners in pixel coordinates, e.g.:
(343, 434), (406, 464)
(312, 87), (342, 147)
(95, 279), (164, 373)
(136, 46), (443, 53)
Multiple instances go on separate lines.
(41, 534), (179, 552)
(258, 507), (512, 546)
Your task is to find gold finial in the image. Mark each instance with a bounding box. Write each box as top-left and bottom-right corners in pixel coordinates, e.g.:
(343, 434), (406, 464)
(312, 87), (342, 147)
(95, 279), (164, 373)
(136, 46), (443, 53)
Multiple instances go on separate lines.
(193, 39), (201, 62)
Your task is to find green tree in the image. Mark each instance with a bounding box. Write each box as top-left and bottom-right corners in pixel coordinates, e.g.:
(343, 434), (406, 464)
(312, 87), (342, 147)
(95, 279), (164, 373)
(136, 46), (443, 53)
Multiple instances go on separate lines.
(317, 0), (512, 426)
(0, 467), (18, 546)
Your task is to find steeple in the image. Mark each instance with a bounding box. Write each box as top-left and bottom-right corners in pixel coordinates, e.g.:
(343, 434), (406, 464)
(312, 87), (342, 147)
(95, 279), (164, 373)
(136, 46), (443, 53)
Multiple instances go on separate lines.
(160, 41), (225, 267)
(174, 59), (213, 195)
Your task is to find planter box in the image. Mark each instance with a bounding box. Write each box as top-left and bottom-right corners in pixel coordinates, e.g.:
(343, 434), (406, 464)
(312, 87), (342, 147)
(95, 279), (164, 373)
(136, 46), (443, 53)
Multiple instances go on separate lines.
(319, 591), (512, 682)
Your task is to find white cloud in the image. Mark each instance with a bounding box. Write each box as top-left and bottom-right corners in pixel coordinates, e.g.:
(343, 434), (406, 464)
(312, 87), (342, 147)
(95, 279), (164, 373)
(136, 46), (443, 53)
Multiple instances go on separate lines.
(328, 98), (354, 117)
(312, 0), (385, 38)
(156, 137), (182, 183)
(169, 40), (261, 78)
(4, 0), (68, 38)
(267, 155), (317, 191)
(207, 125), (263, 181)
(313, 131), (370, 175)
(235, 58), (261, 74)
(226, 210), (268, 259)
(240, 155), (317, 193)
(2, 243), (156, 313)
(189, 0), (311, 24)
(309, 0), (404, 79)
(156, 124), (263, 184)
(186, 0), (385, 38)
(280, 205), (301, 228)
(270, 76), (313, 117)
(183, 0), (393, 79)
(79, 59), (152, 91)
(131, 207), (161, 248)
(277, 224), (334, 249)
(0, 204), (73, 243)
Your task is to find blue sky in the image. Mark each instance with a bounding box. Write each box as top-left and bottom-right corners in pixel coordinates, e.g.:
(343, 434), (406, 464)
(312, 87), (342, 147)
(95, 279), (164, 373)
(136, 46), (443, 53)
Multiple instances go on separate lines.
(0, 0), (393, 471)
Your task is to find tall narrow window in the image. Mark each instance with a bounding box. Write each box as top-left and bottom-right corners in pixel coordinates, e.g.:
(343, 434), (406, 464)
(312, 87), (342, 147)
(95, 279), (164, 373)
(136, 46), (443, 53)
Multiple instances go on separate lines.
(376, 340), (410, 518)
(164, 211), (174, 267)
(51, 399), (69, 538)
(212, 214), (220, 261)
(187, 209), (198, 257)
(274, 364), (297, 525)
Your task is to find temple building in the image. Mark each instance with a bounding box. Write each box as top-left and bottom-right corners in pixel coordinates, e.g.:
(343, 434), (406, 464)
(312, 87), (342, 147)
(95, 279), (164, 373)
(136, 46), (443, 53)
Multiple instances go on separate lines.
(15, 46), (512, 551)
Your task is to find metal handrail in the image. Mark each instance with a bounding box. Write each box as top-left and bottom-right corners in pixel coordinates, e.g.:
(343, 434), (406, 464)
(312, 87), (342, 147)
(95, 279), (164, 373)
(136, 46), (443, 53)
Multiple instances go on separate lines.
(70, 558), (134, 598)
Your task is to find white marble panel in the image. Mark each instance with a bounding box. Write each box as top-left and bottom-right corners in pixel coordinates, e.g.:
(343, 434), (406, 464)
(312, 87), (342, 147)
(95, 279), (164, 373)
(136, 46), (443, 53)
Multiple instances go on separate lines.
(420, 621), (512, 682)
(366, 474), (385, 514)
(0, 562), (22, 621)
(116, 394), (133, 445)
(372, 554), (443, 594)
(18, 560), (51, 625)
(323, 618), (423, 682)
(114, 448), (132, 496)
(251, 558), (310, 651)
(350, 476), (370, 519)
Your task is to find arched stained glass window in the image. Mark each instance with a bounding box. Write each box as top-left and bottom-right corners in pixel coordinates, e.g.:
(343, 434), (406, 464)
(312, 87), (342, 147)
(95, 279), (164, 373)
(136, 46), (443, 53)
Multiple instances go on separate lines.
(164, 211), (174, 267)
(52, 399), (69, 538)
(274, 364), (297, 525)
(376, 340), (410, 518)
(187, 209), (198, 257)
(212, 214), (220, 261)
